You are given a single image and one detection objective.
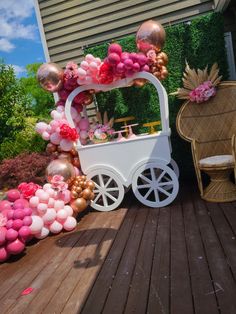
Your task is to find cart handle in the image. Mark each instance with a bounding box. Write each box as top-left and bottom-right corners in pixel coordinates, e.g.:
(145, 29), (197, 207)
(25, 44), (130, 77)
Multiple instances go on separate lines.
(65, 71), (170, 147)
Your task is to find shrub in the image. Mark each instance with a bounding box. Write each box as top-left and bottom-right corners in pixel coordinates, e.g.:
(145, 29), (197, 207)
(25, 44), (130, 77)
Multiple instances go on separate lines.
(0, 152), (53, 189)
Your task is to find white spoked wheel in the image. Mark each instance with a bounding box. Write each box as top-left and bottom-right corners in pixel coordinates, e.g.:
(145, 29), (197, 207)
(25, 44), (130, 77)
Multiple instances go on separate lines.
(169, 158), (179, 178)
(132, 163), (179, 208)
(87, 169), (125, 211)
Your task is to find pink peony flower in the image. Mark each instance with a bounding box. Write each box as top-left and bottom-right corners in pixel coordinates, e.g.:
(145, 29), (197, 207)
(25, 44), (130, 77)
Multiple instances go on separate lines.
(18, 182), (41, 199)
(50, 175), (68, 192)
(189, 81), (216, 103)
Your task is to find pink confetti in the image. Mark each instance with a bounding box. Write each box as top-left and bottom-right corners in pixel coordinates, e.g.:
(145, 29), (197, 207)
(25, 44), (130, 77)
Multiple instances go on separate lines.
(21, 287), (34, 296)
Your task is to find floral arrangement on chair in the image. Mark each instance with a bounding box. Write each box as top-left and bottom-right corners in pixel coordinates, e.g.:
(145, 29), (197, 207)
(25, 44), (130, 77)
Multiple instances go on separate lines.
(89, 111), (115, 144)
(173, 62), (222, 103)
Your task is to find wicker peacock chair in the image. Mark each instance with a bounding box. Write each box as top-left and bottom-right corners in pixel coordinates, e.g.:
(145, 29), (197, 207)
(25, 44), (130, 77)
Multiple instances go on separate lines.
(175, 64), (236, 202)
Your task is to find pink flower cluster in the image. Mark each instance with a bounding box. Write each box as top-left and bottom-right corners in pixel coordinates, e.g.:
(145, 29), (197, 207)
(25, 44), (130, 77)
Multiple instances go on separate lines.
(189, 81), (216, 103)
(88, 124), (114, 143)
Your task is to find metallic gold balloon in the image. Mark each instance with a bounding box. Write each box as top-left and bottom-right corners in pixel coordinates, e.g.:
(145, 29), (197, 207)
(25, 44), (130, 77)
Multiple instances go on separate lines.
(46, 143), (57, 154)
(72, 157), (81, 168)
(133, 78), (146, 87)
(46, 159), (76, 182)
(70, 198), (88, 213)
(86, 181), (95, 190)
(58, 153), (73, 163)
(82, 188), (92, 200)
(37, 62), (64, 92)
(136, 20), (166, 53)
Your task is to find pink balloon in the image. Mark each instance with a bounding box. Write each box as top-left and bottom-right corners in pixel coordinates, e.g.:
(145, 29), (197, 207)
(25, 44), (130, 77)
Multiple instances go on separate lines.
(79, 118), (89, 131)
(124, 58), (133, 70)
(35, 226), (50, 239)
(49, 220), (63, 234)
(85, 54), (94, 62)
(35, 122), (48, 134)
(108, 53), (120, 65)
(141, 64), (150, 72)
(64, 205), (73, 216)
(108, 43), (122, 56)
(13, 209), (25, 220)
(30, 216), (44, 234)
(42, 208), (57, 224)
(38, 191), (50, 203)
(0, 246), (9, 262)
(12, 219), (23, 231)
(50, 120), (59, 131)
(6, 238), (25, 255)
(42, 131), (50, 141)
(59, 190), (71, 204)
(6, 228), (18, 241)
(54, 200), (65, 211)
(43, 183), (52, 191)
(80, 61), (89, 70)
(7, 189), (21, 202)
(60, 139), (73, 152)
(79, 130), (88, 140)
(22, 208), (32, 216)
(89, 61), (98, 71)
(7, 209), (14, 220)
(0, 227), (7, 245)
(63, 216), (77, 231)
(5, 219), (13, 230)
(47, 197), (55, 208)
(37, 203), (48, 215)
(133, 62), (140, 72)
(18, 226), (31, 239)
(29, 196), (39, 208)
(50, 132), (62, 145)
(57, 209), (68, 222)
(0, 200), (12, 212)
(23, 216), (32, 226)
(13, 199), (29, 209)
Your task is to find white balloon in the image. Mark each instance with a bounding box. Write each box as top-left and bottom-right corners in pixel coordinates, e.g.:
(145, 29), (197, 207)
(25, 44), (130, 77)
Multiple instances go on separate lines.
(49, 220), (63, 234)
(30, 216), (44, 234)
(35, 226), (50, 239)
(63, 216), (77, 231)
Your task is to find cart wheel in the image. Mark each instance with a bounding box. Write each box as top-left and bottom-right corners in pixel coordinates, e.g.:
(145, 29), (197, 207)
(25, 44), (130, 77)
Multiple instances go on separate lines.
(132, 163), (179, 208)
(87, 169), (125, 211)
(169, 158), (179, 178)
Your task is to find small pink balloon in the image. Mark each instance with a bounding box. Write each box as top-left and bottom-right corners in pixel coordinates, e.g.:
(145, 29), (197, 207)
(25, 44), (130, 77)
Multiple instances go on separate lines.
(108, 53), (120, 65)
(6, 238), (25, 255)
(108, 43), (122, 56)
(60, 139), (74, 152)
(13, 209), (25, 220)
(57, 209), (68, 222)
(12, 219), (23, 231)
(30, 216), (44, 234)
(54, 200), (65, 211)
(29, 196), (39, 208)
(18, 226), (31, 239)
(0, 246), (9, 262)
(42, 208), (57, 224)
(85, 54), (94, 62)
(89, 61), (98, 71)
(141, 64), (150, 72)
(0, 227), (7, 245)
(43, 183), (52, 191)
(64, 205), (73, 216)
(78, 68), (87, 77)
(116, 62), (125, 74)
(13, 199), (29, 209)
(49, 220), (63, 234)
(35, 226), (50, 239)
(38, 191), (50, 203)
(37, 203), (48, 215)
(22, 208), (32, 217)
(133, 62), (140, 72)
(63, 216), (77, 231)
(42, 131), (50, 141)
(78, 118), (89, 131)
(6, 228), (18, 241)
(74, 166), (80, 176)
(5, 219), (13, 230)
(0, 200), (12, 212)
(124, 58), (133, 70)
(7, 189), (21, 202)
(23, 216), (32, 226)
(7, 210), (15, 220)
(50, 132), (62, 145)
(35, 122), (48, 134)
(80, 61), (89, 70)
(59, 190), (71, 204)
(79, 130), (88, 140)
(47, 197), (55, 208)
(50, 120), (59, 131)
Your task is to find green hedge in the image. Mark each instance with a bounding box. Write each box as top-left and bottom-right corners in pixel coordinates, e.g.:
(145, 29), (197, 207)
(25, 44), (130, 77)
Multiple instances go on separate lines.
(85, 12), (229, 180)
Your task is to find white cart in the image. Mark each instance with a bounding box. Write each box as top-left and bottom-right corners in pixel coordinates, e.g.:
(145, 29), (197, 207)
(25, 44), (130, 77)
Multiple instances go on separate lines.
(65, 72), (179, 211)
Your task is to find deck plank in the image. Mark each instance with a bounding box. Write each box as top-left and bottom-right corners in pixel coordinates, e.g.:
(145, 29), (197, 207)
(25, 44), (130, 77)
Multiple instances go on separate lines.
(193, 196), (236, 314)
(147, 206), (171, 314)
(81, 205), (138, 314)
(182, 188), (219, 314)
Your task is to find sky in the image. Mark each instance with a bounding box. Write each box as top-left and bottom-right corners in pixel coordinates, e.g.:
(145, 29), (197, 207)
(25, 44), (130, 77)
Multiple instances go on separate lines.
(0, 0), (45, 77)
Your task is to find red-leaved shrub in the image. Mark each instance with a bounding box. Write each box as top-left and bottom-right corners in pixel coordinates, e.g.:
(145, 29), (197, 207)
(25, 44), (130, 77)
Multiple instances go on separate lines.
(0, 152), (53, 189)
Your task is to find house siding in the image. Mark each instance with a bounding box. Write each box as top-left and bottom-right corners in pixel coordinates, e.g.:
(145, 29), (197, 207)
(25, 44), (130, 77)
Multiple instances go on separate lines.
(37, 0), (215, 67)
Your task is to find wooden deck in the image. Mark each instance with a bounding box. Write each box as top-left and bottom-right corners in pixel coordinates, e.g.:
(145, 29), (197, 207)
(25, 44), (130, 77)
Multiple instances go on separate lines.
(1, 183), (236, 314)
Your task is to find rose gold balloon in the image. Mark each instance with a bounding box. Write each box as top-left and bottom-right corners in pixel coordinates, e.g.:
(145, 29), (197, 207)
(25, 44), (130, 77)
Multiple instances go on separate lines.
(136, 20), (166, 53)
(133, 79), (146, 87)
(37, 62), (64, 92)
(46, 143), (57, 154)
(71, 191), (79, 199)
(157, 52), (168, 65)
(58, 153), (72, 163)
(86, 181), (95, 190)
(89, 192), (95, 200)
(82, 188), (92, 200)
(70, 198), (87, 213)
(46, 159), (76, 182)
(75, 186), (82, 194)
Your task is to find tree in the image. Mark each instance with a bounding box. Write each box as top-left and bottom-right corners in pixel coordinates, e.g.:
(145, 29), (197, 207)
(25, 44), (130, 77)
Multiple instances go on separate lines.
(19, 63), (54, 119)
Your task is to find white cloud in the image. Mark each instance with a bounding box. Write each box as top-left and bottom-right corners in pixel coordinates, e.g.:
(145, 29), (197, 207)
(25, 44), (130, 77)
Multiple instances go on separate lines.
(0, 38), (15, 52)
(0, 0), (37, 52)
(11, 64), (26, 76)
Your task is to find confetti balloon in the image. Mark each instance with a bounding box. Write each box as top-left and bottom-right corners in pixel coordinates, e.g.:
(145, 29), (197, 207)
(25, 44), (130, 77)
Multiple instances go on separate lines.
(136, 20), (166, 53)
(37, 63), (64, 92)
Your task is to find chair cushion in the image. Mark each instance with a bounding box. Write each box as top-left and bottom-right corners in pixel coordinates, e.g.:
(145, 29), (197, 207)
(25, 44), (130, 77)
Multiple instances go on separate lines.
(199, 154), (234, 168)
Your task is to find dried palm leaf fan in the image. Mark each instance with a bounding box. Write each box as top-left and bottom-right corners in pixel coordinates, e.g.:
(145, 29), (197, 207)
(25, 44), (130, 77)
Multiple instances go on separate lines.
(172, 62), (222, 100)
